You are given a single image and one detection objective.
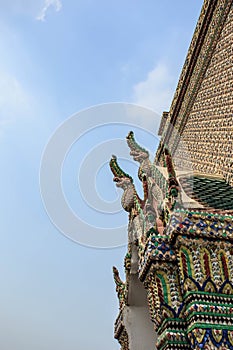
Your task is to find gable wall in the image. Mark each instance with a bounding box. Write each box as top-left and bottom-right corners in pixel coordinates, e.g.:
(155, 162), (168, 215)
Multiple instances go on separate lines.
(178, 5), (233, 183)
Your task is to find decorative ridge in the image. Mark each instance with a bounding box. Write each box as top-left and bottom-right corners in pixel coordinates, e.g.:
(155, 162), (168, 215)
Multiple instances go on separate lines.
(156, 0), (233, 161)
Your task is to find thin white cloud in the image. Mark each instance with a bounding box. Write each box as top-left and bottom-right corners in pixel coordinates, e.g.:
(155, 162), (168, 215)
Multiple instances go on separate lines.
(36, 0), (62, 21)
(0, 70), (32, 122)
(132, 62), (175, 115)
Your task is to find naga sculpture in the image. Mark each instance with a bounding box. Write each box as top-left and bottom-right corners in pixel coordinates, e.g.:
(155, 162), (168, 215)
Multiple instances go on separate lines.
(126, 131), (151, 180)
(109, 135), (181, 235)
(109, 155), (148, 220)
(126, 131), (164, 231)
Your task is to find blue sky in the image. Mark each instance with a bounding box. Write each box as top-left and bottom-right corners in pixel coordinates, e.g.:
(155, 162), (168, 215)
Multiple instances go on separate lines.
(0, 1), (203, 349)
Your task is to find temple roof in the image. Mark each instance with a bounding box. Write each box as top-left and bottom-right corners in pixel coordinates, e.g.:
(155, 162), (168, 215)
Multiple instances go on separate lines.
(180, 175), (233, 210)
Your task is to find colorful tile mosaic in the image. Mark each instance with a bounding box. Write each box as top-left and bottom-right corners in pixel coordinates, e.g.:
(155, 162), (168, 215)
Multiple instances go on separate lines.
(111, 2), (233, 349)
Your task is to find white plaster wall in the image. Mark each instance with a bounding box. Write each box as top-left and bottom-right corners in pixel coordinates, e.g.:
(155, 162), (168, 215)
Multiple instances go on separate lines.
(123, 305), (156, 350)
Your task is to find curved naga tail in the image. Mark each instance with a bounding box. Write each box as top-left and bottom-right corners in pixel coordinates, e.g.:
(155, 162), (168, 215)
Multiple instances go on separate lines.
(109, 155), (133, 181)
(126, 131), (151, 181)
(112, 266), (126, 308)
(113, 266), (124, 287)
(126, 131), (149, 157)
